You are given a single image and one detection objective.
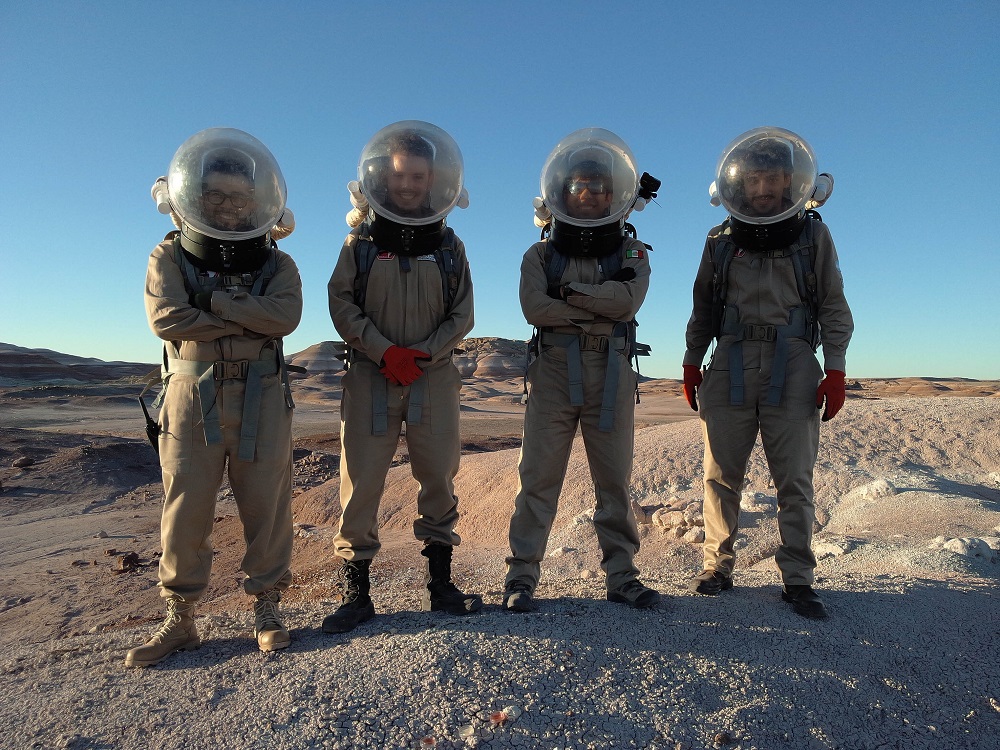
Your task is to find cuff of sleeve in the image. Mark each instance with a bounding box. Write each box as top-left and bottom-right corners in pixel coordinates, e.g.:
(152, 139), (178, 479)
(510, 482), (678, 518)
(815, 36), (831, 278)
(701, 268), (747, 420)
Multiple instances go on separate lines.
(212, 293), (230, 320)
(823, 354), (847, 372)
(683, 349), (707, 368)
(369, 341), (392, 365)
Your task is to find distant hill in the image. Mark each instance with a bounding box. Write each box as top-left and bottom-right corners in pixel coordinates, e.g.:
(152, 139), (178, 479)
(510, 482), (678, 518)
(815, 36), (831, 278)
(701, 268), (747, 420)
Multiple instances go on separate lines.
(0, 337), (530, 387)
(0, 343), (154, 385)
(286, 341), (345, 374)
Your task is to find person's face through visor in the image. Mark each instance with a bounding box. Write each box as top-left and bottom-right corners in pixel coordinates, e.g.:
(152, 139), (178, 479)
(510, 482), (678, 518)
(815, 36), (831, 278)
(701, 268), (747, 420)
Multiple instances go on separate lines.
(564, 174), (613, 220)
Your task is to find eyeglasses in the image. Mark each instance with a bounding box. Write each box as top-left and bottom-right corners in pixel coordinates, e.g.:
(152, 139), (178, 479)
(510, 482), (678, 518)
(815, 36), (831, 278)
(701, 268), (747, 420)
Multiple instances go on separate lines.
(566, 180), (609, 196)
(203, 190), (253, 208)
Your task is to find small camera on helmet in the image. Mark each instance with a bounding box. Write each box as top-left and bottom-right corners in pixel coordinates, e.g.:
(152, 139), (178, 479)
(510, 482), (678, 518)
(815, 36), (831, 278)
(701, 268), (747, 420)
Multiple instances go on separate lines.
(638, 172), (661, 200)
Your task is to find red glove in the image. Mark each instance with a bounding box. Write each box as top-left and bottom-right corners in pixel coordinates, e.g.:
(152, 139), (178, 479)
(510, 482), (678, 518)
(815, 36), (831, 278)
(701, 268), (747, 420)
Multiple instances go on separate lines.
(816, 369), (846, 421)
(683, 365), (703, 412)
(380, 346), (429, 386)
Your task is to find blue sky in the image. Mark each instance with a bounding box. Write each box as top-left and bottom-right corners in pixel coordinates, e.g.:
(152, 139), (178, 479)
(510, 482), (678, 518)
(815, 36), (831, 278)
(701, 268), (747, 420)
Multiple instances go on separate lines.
(3, 1), (998, 379)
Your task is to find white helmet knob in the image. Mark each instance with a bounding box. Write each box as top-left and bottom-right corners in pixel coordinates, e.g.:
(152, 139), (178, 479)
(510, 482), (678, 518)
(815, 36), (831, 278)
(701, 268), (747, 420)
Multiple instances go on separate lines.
(151, 176), (171, 214)
(806, 173), (834, 209)
(708, 180), (721, 207)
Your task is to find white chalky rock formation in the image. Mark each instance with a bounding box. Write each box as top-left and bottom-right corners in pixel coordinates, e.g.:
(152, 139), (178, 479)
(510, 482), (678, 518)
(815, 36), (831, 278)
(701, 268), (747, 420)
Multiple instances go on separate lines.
(849, 478), (897, 500)
(929, 536), (997, 560)
(741, 491), (777, 513)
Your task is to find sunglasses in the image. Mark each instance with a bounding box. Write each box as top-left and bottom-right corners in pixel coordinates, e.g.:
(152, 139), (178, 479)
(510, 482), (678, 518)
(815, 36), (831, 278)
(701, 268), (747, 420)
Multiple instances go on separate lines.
(566, 180), (610, 196)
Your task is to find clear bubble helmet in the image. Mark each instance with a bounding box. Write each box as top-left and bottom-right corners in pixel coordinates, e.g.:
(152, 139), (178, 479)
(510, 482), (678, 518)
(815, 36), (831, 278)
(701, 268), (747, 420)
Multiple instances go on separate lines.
(715, 127), (817, 226)
(358, 121), (464, 226)
(166, 128), (287, 241)
(540, 128), (639, 228)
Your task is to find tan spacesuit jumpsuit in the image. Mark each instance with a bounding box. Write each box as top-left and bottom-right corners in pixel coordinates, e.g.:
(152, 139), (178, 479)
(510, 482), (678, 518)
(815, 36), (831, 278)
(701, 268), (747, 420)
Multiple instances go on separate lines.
(327, 227), (474, 560)
(144, 234), (303, 601)
(506, 236), (650, 592)
(684, 218), (853, 584)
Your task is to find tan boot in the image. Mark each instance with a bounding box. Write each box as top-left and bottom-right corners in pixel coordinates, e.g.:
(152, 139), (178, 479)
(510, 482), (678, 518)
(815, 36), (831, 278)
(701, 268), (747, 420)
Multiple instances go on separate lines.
(254, 590), (291, 652)
(125, 597), (200, 668)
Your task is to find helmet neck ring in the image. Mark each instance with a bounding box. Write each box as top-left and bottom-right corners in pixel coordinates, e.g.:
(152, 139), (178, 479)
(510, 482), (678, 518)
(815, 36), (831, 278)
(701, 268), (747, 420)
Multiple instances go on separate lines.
(729, 212), (807, 253)
(179, 226), (272, 272)
(369, 214), (445, 256)
(550, 219), (624, 258)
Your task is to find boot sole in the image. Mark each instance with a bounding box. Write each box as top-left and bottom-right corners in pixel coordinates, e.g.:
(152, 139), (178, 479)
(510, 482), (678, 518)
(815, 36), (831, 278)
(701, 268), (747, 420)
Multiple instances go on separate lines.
(255, 631), (292, 652)
(689, 575), (734, 596)
(421, 594), (484, 614)
(607, 591), (661, 609)
(321, 602), (376, 634)
(781, 591), (829, 619)
(503, 593), (537, 613)
(124, 638), (201, 668)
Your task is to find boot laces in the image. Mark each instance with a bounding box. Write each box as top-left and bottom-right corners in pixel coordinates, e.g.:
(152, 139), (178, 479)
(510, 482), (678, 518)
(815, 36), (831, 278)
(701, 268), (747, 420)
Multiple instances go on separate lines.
(255, 592), (284, 632)
(341, 561), (369, 601)
(151, 599), (192, 641)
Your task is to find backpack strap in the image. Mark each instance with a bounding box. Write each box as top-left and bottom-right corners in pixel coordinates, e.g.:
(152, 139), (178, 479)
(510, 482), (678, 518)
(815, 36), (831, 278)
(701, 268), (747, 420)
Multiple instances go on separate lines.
(542, 240), (570, 288)
(598, 247), (622, 280)
(434, 226), (460, 310)
(172, 236), (210, 294)
(788, 214), (821, 350)
(353, 223), (379, 310)
(250, 248), (277, 296)
(711, 222), (738, 340)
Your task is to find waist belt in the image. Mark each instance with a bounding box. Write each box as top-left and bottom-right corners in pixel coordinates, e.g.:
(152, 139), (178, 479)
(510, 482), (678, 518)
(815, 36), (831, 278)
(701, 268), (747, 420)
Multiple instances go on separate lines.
(162, 354), (279, 462)
(721, 306), (810, 406)
(539, 330), (629, 432)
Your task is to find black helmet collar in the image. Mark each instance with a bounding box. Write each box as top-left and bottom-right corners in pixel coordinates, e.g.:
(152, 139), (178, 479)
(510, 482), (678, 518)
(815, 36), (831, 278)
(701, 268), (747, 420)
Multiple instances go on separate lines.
(179, 225), (272, 272)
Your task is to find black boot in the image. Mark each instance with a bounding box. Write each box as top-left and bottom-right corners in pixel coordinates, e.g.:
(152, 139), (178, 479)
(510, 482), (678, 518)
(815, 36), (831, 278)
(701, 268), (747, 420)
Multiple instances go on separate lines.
(322, 559), (376, 634)
(782, 584), (828, 619)
(421, 543), (483, 615)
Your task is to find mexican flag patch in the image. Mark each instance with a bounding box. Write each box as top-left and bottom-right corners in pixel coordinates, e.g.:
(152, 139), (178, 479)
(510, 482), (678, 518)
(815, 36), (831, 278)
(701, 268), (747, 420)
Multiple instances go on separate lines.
(625, 248), (644, 259)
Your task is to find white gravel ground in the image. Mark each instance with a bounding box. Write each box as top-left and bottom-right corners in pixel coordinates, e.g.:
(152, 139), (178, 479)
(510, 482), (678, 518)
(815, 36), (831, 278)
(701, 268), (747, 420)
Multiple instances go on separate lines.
(3, 568), (997, 750)
(2, 396), (998, 749)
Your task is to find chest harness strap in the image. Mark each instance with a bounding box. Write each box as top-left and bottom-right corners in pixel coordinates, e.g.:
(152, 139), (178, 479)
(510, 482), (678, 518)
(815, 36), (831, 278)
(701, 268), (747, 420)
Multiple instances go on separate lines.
(156, 240), (291, 460)
(715, 220), (818, 407)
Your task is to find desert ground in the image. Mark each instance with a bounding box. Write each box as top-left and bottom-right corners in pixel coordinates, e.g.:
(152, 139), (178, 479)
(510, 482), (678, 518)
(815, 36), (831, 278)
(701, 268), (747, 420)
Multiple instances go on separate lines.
(0, 340), (998, 750)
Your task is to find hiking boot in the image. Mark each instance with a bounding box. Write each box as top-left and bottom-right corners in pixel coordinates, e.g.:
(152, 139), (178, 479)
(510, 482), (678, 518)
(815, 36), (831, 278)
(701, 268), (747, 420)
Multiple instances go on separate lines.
(322, 559), (376, 634)
(124, 597), (200, 668)
(503, 582), (537, 613)
(782, 585), (828, 619)
(607, 579), (661, 609)
(421, 543), (483, 615)
(253, 590), (291, 652)
(688, 569), (734, 596)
